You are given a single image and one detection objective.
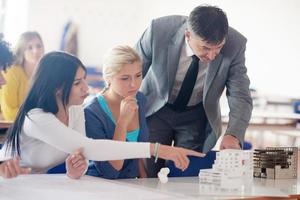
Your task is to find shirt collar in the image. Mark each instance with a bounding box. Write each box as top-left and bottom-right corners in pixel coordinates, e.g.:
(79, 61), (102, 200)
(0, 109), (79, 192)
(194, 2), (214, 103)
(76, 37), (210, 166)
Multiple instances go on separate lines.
(185, 38), (194, 57)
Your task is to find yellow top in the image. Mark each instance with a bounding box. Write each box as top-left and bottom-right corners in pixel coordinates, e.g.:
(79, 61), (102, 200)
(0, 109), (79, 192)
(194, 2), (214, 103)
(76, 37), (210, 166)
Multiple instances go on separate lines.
(0, 65), (29, 121)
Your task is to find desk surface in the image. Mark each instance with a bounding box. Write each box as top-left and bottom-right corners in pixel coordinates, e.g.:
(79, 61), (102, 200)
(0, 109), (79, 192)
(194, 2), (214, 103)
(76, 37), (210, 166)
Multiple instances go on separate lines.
(0, 120), (12, 130)
(1, 174), (300, 200)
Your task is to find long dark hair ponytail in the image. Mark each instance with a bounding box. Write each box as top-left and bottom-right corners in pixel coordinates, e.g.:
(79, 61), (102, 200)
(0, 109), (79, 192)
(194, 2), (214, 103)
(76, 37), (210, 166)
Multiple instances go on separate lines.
(5, 51), (86, 156)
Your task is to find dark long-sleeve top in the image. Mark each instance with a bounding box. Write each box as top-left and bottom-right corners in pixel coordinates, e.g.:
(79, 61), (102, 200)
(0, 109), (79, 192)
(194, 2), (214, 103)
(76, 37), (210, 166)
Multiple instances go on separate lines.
(84, 92), (149, 179)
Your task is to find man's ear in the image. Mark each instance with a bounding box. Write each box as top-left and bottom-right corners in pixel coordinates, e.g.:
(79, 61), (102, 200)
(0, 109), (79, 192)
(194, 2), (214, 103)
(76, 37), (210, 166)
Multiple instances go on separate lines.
(185, 30), (191, 40)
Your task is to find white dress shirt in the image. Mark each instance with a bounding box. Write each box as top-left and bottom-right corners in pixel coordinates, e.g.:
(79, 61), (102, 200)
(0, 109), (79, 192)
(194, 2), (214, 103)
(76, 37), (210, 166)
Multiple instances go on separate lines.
(169, 39), (208, 106)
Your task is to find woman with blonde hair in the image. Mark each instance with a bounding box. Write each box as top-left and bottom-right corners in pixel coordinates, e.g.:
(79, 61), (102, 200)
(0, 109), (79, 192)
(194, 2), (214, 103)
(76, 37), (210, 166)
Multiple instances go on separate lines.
(1, 31), (44, 121)
(84, 45), (200, 179)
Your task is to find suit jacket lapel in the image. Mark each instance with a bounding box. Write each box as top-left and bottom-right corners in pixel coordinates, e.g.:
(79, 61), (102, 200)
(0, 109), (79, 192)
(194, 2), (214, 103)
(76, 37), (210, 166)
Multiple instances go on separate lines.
(204, 53), (223, 101)
(167, 23), (186, 93)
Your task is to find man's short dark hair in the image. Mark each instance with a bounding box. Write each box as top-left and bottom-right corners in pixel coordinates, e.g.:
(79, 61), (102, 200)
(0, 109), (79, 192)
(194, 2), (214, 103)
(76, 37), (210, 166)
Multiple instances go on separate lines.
(0, 34), (13, 70)
(188, 5), (229, 44)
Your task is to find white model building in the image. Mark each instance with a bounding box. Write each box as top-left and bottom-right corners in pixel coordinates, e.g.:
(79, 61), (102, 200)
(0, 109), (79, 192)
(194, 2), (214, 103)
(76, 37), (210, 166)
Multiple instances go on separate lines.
(199, 149), (253, 191)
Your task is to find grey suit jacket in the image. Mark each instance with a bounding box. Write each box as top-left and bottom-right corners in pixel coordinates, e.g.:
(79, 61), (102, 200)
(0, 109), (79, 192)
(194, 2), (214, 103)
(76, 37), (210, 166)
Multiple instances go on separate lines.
(135, 15), (253, 152)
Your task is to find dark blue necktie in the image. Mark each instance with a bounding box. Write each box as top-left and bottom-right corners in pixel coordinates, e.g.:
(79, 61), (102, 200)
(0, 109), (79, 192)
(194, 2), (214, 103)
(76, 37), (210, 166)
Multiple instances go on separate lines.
(173, 55), (199, 111)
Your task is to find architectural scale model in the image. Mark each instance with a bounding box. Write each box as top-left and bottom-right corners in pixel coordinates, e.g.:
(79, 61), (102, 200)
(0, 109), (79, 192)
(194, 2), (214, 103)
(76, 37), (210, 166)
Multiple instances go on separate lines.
(199, 149), (253, 191)
(253, 147), (298, 179)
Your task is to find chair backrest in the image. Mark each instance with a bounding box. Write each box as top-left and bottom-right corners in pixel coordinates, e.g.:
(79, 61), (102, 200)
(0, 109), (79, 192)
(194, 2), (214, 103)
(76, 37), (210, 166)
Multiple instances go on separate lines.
(166, 150), (217, 177)
(243, 141), (252, 150)
(46, 162), (66, 174)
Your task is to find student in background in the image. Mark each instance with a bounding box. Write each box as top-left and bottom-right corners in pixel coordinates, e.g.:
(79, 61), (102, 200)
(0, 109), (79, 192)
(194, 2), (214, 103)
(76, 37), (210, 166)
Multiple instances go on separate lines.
(1, 31), (44, 121)
(0, 36), (31, 178)
(85, 45), (148, 179)
(0, 51), (204, 179)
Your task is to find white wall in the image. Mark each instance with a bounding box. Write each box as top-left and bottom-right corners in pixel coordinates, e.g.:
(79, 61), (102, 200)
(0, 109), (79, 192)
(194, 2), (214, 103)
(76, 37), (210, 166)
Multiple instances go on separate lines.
(2, 0), (28, 43)
(10, 0), (300, 97)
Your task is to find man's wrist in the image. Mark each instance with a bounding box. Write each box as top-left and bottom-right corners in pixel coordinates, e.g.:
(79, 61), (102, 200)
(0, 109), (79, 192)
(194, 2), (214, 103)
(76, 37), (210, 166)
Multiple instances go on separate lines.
(224, 134), (242, 148)
(225, 133), (239, 140)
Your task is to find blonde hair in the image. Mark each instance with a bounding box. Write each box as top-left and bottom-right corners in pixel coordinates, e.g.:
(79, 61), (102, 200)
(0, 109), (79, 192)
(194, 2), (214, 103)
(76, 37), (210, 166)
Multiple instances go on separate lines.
(102, 45), (141, 82)
(14, 31), (44, 67)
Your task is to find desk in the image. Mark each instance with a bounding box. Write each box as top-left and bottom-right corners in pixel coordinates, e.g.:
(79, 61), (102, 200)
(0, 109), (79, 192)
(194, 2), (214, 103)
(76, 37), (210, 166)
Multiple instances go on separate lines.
(0, 121), (11, 145)
(221, 109), (300, 149)
(222, 109), (300, 127)
(222, 109), (300, 136)
(1, 174), (300, 200)
(0, 120), (12, 129)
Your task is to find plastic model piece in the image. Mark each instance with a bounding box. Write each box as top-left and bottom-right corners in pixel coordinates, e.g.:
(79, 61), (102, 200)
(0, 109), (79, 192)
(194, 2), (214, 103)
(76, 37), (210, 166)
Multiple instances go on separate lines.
(253, 147), (298, 179)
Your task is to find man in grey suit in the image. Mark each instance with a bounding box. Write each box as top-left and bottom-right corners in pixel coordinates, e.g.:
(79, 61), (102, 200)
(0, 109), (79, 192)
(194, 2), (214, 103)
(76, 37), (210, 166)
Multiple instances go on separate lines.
(135, 5), (253, 177)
